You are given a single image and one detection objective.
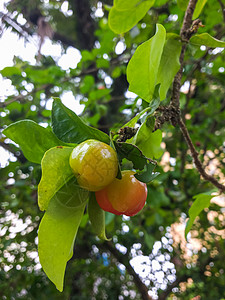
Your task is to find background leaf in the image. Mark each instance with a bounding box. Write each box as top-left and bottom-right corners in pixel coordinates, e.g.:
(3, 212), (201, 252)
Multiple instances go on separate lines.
(88, 193), (108, 240)
(3, 120), (67, 164)
(193, 0), (208, 19)
(157, 34), (182, 100)
(185, 192), (215, 239)
(177, 0), (189, 10)
(0, 66), (21, 76)
(108, 0), (155, 34)
(190, 33), (225, 48)
(52, 98), (109, 144)
(38, 146), (74, 211)
(38, 190), (87, 292)
(127, 24), (166, 103)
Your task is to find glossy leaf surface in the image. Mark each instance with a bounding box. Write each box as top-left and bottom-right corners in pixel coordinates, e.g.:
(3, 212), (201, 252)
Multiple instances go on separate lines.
(127, 24), (166, 102)
(3, 120), (66, 164)
(52, 98), (109, 144)
(157, 34), (181, 100)
(38, 191), (87, 292)
(38, 146), (74, 211)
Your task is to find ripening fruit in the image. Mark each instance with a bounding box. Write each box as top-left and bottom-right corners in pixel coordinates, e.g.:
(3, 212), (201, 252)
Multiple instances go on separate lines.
(69, 139), (118, 191)
(95, 170), (147, 216)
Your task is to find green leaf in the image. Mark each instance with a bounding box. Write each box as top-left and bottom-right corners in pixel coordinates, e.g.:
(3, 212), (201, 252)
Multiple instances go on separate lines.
(25, 67), (57, 85)
(81, 50), (95, 62)
(88, 193), (108, 240)
(80, 75), (95, 94)
(52, 98), (109, 144)
(193, 0), (207, 19)
(157, 34), (182, 100)
(108, 0), (155, 34)
(177, 0), (189, 10)
(89, 88), (111, 101)
(114, 0), (148, 10)
(127, 24), (166, 103)
(3, 120), (67, 164)
(190, 33), (225, 48)
(38, 186), (88, 292)
(38, 146), (75, 211)
(148, 97), (161, 115)
(144, 233), (155, 249)
(135, 116), (163, 159)
(79, 213), (89, 228)
(185, 192), (215, 239)
(50, 176), (89, 209)
(135, 162), (159, 183)
(114, 142), (150, 170)
(147, 186), (170, 208)
(0, 66), (21, 77)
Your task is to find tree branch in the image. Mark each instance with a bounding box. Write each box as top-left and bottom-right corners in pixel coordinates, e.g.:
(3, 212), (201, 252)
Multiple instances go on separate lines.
(180, 0), (198, 40)
(178, 118), (225, 192)
(167, 0), (225, 192)
(171, 0), (198, 109)
(101, 241), (153, 300)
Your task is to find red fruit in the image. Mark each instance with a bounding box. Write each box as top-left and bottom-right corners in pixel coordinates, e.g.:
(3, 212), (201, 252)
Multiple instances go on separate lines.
(95, 170), (147, 216)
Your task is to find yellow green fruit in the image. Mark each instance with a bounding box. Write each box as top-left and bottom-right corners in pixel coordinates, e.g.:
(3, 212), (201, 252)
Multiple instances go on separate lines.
(69, 139), (118, 191)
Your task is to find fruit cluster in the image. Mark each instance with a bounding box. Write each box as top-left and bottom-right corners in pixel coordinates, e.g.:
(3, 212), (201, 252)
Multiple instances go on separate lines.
(69, 139), (147, 216)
